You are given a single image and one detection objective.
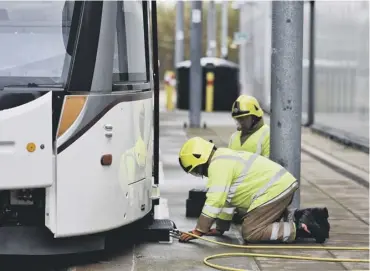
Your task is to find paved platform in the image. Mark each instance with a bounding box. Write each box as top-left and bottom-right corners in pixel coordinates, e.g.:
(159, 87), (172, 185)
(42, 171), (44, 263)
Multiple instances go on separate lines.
(158, 109), (369, 271)
(67, 109), (368, 271)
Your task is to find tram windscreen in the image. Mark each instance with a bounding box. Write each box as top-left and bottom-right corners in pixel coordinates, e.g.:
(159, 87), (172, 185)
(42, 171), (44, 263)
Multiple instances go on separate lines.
(0, 1), (75, 90)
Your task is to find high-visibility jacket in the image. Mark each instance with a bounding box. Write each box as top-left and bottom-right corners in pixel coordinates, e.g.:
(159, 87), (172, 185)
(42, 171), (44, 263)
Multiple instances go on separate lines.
(195, 147), (298, 233)
(228, 123), (270, 158)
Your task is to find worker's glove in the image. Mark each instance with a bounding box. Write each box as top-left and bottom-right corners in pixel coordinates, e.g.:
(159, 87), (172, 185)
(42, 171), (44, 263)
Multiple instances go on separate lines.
(205, 228), (225, 236)
(179, 229), (203, 243)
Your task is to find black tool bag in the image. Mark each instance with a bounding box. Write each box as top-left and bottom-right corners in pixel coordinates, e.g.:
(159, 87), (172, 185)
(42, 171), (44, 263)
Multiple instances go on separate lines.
(185, 188), (207, 217)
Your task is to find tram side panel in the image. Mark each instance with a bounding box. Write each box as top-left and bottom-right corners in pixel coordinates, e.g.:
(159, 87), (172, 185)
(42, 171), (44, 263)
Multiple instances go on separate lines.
(49, 93), (153, 238)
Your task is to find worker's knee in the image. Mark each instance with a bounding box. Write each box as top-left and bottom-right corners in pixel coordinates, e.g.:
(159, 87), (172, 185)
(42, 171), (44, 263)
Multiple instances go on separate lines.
(241, 227), (258, 242)
(242, 231), (263, 243)
(243, 234), (257, 243)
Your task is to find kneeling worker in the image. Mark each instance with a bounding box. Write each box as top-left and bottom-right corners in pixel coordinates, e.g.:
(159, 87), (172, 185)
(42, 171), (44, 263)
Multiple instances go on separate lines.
(229, 95), (270, 157)
(178, 137), (329, 243)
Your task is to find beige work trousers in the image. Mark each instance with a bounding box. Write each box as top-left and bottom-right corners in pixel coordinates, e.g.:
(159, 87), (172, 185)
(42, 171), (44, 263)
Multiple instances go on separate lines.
(241, 190), (296, 243)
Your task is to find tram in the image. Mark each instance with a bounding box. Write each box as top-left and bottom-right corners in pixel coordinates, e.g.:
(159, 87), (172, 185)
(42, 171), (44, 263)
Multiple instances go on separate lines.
(0, 0), (160, 255)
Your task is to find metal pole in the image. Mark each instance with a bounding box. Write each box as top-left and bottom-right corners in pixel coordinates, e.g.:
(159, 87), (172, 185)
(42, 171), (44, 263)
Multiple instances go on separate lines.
(189, 1), (202, 127)
(151, 0), (160, 186)
(270, 1), (304, 208)
(206, 1), (216, 57)
(246, 3), (255, 97)
(175, 1), (184, 66)
(221, 1), (228, 59)
(305, 1), (315, 126)
(238, 3), (247, 94)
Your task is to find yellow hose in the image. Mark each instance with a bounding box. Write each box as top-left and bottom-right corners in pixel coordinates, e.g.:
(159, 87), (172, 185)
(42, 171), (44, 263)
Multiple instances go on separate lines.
(177, 230), (370, 271)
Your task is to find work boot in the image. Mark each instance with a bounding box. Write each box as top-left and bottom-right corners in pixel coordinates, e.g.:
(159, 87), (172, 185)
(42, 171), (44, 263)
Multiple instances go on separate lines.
(294, 208), (329, 233)
(311, 207), (330, 238)
(294, 208), (329, 243)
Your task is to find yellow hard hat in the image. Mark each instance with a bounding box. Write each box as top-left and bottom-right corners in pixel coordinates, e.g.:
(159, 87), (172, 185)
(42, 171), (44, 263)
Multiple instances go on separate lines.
(231, 95), (263, 118)
(178, 137), (215, 177)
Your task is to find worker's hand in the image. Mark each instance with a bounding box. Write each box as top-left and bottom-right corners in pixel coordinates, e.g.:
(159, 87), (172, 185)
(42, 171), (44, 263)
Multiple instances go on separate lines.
(205, 228), (225, 236)
(179, 229), (203, 243)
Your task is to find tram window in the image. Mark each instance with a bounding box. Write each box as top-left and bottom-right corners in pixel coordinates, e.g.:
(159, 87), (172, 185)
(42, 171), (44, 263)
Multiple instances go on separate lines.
(113, 0), (147, 84)
(62, 0), (78, 57)
(0, 1), (77, 90)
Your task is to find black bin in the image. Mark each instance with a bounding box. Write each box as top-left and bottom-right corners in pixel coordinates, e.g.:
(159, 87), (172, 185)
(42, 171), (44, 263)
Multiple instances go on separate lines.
(176, 57), (239, 111)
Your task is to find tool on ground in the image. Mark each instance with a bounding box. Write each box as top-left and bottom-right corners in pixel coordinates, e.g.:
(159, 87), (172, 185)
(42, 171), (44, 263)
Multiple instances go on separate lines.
(171, 229), (370, 271)
(141, 219), (177, 243)
(185, 188), (207, 217)
(185, 188), (258, 225)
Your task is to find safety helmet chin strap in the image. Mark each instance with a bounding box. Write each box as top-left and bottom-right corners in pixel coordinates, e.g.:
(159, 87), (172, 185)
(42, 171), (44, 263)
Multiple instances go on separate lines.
(201, 163), (208, 177)
(251, 116), (260, 128)
(203, 143), (217, 178)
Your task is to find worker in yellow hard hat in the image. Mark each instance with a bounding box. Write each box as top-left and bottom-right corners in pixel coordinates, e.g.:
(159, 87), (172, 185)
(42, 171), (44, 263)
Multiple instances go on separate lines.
(177, 137), (330, 243)
(229, 95), (270, 158)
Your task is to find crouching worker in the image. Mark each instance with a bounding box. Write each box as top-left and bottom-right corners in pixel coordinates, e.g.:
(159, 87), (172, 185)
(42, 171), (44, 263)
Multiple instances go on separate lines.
(178, 137), (330, 244)
(229, 95), (270, 157)
(229, 95), (270, 223)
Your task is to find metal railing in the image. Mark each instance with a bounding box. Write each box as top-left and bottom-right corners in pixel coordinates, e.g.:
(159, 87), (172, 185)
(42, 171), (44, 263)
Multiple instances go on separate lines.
(238, 1), (369, 152)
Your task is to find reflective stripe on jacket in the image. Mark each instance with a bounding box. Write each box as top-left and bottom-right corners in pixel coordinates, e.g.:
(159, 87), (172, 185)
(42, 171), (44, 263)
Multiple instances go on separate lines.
(228, 124), (270, 157)
(201, 148), (297, 222)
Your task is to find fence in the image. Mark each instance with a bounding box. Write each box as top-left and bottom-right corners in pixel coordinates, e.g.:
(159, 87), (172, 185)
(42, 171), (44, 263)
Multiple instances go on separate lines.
(238, 1), (369, 151)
